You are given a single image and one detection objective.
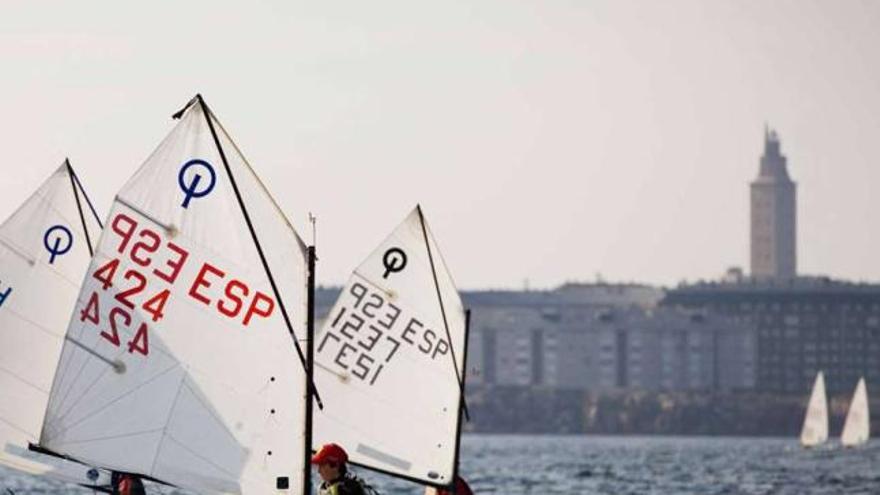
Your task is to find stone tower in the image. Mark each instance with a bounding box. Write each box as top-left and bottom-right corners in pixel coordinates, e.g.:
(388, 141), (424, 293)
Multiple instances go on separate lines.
(750, 127), (797, 279)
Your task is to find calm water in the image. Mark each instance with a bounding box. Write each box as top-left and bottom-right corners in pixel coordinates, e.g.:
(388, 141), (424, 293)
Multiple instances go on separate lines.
(3, 435), (880, 494)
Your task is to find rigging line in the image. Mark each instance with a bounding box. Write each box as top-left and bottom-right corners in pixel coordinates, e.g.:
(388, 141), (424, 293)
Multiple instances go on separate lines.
(208, 108), (308, 251)
(68, 161), (104, 229)
(48, 363), (181, 442)
(66, 160), (94, 258)
(192, 94), (323, 409)
(415, 206), (470, 421)
(64, 336), (124, 374)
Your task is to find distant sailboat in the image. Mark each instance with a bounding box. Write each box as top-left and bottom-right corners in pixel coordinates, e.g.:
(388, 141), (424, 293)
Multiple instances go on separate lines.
(36, 95), (315, 494)
(841, 377), (870, 448)
(0, 161), (108, 486)
(800, 371), (828, 448)
(313, 206), (469, 490)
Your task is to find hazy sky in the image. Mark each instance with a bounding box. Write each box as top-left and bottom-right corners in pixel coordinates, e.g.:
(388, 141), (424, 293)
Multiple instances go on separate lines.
(2, 0), (879, 290)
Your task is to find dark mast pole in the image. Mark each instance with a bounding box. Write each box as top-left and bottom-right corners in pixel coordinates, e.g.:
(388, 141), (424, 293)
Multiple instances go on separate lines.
(451, 308), (472, 491)
(304, 245), (317, 495)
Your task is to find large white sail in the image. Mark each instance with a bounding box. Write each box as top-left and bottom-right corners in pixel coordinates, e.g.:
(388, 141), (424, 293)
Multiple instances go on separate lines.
(313, 206), (467, 487)
(0, 162), (107, 484)
(800, 371), (828, 448)
(39, 97), (310, 494)
(841, 377), (870, 447)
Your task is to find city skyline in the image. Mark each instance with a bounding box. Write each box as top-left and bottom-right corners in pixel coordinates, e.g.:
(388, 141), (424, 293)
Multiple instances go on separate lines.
(1, 1), (880, 289)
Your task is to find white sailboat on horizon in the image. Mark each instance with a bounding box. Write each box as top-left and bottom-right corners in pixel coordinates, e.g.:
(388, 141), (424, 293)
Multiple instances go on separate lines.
(800, 371), (828, 448)
(841, 377), (870, 448)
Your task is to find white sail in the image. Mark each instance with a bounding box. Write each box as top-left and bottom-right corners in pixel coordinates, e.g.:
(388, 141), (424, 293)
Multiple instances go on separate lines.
(313, 206), (467, 486)
(39, 97), (310, 494)
(800, 371), (828, 448)
(0, 162), (108, 485)
(841, 377), (870, 447)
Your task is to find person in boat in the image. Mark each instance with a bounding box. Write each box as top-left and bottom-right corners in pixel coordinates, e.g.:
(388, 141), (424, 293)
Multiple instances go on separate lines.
(110, 472), (146, 495)
(425, 475), (474, 495)
(312, 443), (368, 495)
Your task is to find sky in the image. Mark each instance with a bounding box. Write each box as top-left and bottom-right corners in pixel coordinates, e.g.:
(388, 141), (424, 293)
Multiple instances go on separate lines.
(1, 0), (879, 290)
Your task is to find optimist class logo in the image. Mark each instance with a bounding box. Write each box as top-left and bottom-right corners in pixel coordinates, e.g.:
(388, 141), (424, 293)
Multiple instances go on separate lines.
(382, 247), (407, 279)
(178, 159), (217, 208)
(43, 225), (73, 264)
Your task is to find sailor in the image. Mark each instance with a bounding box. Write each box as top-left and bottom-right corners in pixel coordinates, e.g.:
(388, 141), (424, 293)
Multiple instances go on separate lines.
(111, 472), (146, 495)
(312, 443), (367, 495)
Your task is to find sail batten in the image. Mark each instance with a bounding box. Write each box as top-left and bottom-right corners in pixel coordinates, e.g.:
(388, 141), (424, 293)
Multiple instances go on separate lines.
(841, 377), (870, 447)
(40, 97), (310, 494)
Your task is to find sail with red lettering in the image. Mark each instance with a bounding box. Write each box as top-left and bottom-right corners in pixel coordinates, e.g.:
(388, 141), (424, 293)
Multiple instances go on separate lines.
(313, 206), (467, 487)
(39, 96), (310, 494)
(0, 161), (109, 485)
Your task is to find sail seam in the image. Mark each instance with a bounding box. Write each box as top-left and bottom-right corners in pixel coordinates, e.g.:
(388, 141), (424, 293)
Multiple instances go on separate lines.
(52, 318), (187, 424)
(52, 358), (179, 429)
(150, 371), (187, 477)
(0, 416), (33, 438)
(163, 434), (238, 480)
(115, 197), (174, 232)
(0, 364), (50, 394)
(1, 304), (68, 341)
(46, 364), (181, 443)
(0, 238), (35, 265)
(49, 427), (165, 447)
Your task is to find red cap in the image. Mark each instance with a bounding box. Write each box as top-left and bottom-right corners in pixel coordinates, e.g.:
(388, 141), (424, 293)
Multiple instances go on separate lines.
(311, 443), (349, 465)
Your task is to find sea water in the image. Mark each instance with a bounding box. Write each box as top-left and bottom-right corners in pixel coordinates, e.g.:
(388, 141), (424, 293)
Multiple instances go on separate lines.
(2, 435), (879, 494)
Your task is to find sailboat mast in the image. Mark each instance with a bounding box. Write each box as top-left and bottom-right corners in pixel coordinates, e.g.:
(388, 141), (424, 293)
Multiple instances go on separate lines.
(451, 308), (472, 488)
(304, 245), (317, 495)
